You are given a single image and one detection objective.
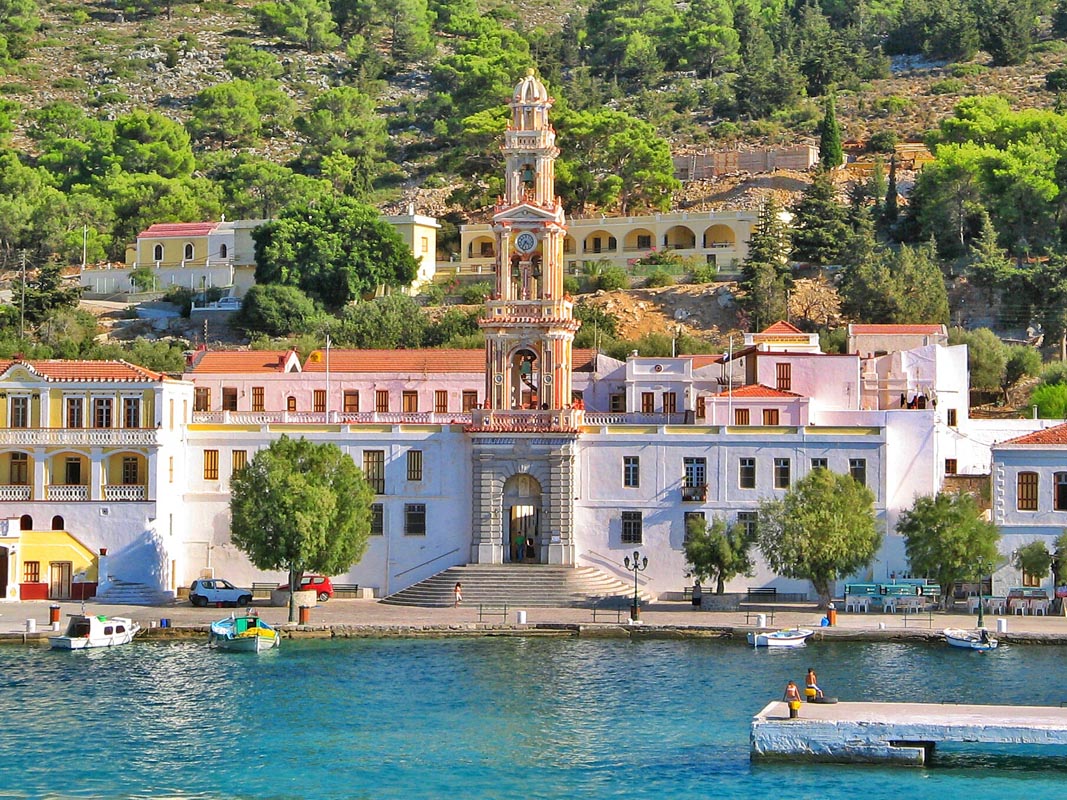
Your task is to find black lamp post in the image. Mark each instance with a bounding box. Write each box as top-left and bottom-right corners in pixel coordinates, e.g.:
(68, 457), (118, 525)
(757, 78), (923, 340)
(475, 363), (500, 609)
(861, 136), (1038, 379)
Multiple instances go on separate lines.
(624, 550), (648, 621)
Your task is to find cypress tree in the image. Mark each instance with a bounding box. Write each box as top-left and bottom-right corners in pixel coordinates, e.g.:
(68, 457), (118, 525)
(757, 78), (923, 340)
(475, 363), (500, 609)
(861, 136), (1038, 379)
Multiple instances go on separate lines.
(883, 155), (899, 224)
(818, 93), (843, 170)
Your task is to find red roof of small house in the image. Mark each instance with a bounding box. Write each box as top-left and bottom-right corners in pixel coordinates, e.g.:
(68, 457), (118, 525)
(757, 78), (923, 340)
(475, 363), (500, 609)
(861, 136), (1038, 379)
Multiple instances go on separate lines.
(138, 222), (218, 238)
(688, 354), (724, 369)
(303, 349), (486, 373)
(997, 423), (1067, 446)
(848, 324), (946, 335)
(0, 359), (166, 382)
(185, 350), (299, 374)
(760, 321), (804, 334)
(715, 383), (802, 398)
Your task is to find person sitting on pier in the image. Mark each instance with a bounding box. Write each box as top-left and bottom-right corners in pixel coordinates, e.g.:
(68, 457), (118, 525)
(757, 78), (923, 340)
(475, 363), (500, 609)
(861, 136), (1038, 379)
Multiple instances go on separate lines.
(805, 668), (824, 701)
(783, 681), (802, 718)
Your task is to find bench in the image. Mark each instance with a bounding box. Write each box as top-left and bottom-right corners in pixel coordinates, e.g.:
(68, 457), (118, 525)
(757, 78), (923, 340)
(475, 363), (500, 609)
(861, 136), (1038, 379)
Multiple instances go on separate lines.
(746, 587), (777, 602)
(331, 583), (360, 598)
(477, 603), (509, 622)
(742, 606), (775, 625)
(251, 583), (276, 599)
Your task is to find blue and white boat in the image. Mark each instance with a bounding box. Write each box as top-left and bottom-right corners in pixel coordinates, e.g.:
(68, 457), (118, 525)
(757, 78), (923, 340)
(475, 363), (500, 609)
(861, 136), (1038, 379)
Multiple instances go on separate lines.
(747, 628), (814, 648)
(944, 628), (998, 651)
(209, 614), (280, 653)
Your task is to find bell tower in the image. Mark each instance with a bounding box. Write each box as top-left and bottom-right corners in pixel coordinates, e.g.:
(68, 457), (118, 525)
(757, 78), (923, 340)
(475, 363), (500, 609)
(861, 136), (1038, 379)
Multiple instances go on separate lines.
(479, 69), (579, 412)
(468, 70), (580, 568)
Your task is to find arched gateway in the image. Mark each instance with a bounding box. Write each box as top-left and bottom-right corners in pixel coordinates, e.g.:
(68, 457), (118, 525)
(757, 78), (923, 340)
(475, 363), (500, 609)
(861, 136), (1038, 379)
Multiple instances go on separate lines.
(467, 71), (581, 567)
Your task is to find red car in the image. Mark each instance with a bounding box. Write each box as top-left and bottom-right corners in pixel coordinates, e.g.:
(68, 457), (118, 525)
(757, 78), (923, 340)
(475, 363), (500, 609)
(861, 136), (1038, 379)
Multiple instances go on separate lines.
(276, 575), (334, 602)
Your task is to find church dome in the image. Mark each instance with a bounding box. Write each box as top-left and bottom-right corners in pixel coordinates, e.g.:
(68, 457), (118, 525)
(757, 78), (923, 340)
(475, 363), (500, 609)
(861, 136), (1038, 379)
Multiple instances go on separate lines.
(512, 69), (549, 104)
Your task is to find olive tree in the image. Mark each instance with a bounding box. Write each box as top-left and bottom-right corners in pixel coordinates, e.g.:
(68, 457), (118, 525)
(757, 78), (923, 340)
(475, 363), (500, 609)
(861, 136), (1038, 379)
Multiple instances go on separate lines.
(897, 492), (1000, 608)
(230, 436), (374, 621)
(683, 515), (754, 595)
(756, 469), (880, 603)
(1013, 541), (1052, 584)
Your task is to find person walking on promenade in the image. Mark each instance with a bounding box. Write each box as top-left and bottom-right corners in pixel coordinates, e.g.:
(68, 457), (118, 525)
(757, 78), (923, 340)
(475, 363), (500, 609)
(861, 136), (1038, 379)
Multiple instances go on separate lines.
(784, 681), (802, 718)
(454, 582), (463, 607)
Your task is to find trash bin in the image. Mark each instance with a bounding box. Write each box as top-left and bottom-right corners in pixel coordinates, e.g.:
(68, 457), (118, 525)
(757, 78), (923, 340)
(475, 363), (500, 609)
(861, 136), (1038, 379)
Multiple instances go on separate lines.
(159, 618), (170, 628)
(516, 610), (527, 624)
(299, 606), (310, 625)
(49, 604), (61, 625)
(756, 613), (767, 628)
(25, 619), (36, 633)
(828, 606), (838, 626)
(996, 618), (1008, 634)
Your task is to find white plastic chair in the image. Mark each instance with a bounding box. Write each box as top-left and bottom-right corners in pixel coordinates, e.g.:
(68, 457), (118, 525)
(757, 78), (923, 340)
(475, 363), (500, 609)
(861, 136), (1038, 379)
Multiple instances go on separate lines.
(1033, 599), (1048, 616)
(1013, 598), (1026, 615)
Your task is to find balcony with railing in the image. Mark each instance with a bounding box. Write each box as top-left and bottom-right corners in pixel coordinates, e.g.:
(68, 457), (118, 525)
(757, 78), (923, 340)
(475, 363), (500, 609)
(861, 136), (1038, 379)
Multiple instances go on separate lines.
(193, 411), (473, 426)
(0, 485), (31, 501)
(0, 428), (159, 446)
(481, 299), (577, 324)
(103, 484), (147, 502)
(46, 484), (89, 501)
(583, 412), (697, 426)
(466, 408), (583, 433)
(681, 484), (708, 502)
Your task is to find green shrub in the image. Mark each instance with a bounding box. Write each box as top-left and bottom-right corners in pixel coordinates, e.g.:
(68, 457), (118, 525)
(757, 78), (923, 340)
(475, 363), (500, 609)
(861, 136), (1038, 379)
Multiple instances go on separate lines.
(598, 266), (630, 291)
(689, 263), (717, 283)
(459, 281), (492, 305)
(645, 269), (674, 288)
(163, 287), (195, 318)
(0, 83), (31, 95)
(51, 77), (86, 90)
(563, 275), (581, 295)
(1047, 68), (1067, 93)
(950, 63), (986, 77)
(876, 96), (910, 115)
(929, 79), (964, 95)
(420, 283), (446, 306)
(868, 130), (899, 153)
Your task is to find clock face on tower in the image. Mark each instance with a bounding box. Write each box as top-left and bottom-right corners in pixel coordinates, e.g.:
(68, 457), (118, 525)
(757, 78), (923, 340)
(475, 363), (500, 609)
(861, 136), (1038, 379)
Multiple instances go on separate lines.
(514, 231), (538, 253)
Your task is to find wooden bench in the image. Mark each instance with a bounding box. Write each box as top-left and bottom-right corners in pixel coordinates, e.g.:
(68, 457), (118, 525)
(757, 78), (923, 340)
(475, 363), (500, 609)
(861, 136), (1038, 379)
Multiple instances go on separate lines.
(746, 587), (777, 602)
(331, 583), (360, 598)
(477, 603), (509, 622)
(251, 583), (276, 599)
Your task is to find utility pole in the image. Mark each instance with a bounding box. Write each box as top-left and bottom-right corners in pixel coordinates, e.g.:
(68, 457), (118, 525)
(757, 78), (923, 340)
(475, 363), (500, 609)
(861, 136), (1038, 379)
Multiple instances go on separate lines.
(19, 249), (27, 341)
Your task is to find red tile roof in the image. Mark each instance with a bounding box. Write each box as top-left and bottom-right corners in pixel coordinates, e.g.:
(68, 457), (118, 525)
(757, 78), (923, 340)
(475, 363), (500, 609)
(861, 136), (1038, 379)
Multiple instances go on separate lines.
(303, 349), (486, 373)
(760, 321), (804, 334)
(716, 383), (802, 398)
(0, 359), (166, 382)
(688, 354), (724, 369)
(998, 423), (1067, 446)
(849, 324), (946, 335)
(139, 222), (218, 238)
(185, 351), (298, 374)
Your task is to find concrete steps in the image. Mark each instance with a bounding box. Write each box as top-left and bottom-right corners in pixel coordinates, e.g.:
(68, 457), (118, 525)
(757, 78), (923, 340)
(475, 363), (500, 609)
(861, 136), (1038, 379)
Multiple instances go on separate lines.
(93, 579), (175, 606)
(382, 564), (656, 608)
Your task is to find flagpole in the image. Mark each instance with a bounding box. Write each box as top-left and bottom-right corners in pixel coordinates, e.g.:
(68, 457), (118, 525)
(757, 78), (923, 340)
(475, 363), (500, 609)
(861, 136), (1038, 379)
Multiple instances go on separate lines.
(325, 335), (331, 418)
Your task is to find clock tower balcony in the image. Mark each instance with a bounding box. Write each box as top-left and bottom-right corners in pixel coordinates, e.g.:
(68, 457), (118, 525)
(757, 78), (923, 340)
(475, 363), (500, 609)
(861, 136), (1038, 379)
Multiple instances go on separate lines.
(480, 299), (579, 329)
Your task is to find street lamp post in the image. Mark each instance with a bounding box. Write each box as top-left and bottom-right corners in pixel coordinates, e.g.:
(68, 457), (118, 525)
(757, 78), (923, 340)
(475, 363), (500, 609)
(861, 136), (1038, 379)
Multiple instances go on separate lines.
(624, 550), (648, 622)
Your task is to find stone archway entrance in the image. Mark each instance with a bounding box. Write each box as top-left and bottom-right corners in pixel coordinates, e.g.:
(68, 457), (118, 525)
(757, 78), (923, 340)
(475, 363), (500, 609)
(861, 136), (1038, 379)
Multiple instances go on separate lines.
(504, 473), (542, 562)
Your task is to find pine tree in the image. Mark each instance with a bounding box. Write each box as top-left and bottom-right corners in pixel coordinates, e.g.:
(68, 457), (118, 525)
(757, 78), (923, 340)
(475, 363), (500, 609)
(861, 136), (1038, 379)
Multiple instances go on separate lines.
(739, 197), (792, 329)
(967, 211), (1015, 304)
(818, 93), (843, 170)
(791, 172), (850, 265)
(882, 155), (899, 225)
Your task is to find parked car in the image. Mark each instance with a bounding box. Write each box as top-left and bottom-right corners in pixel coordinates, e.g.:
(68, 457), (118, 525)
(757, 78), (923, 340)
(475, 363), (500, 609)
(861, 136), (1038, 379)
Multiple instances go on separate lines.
(189, 578), (252, 607)
(276, 575), (334, 602)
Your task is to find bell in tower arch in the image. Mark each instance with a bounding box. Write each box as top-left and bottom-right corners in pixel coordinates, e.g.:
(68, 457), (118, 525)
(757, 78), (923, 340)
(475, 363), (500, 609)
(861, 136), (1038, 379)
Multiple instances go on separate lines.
(521, 163), (535, 186)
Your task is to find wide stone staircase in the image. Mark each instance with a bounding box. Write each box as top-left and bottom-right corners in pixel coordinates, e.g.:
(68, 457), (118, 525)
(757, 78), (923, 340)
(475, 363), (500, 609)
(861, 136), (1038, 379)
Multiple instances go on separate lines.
(381, 564), (656, 608)
(92, 579), (175, 606)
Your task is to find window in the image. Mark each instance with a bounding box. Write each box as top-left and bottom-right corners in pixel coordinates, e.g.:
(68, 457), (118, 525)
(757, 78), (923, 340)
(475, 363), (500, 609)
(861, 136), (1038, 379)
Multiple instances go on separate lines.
(402, 391), (418, 413)
(10, 452), (28, 485)
(737, 511), (758, 538)
(734, 408), (750, 425)
(945, 458), (958, 476)
(64, 457), (81, 485)
(23, 561), (40, 583)
(1056, 472), (1067, 511)
(405, 503), (426, 535)
(609, 393), (626, 413)
(194, 388), (210, 412)
(623, 456), (640, 488)
(641, 392), (654, 413)
(947, 408), (958, 427)
(683, 511), (705, 543)
(313, 390), (326, 413)
(203, 450), (219, 480)
(66, 397), (83, 428)
(849, 458), (867, 486)
(251, 387), (264, 412)
(122, 397), (140, 428)
(92, 398), (112, 428)
(739, 457), (756, 489)
(637, 234), (651, 249)
(773, 458), (791, 489)
(420, 236), (429, 254)
(343, 391), (359, 413)
(683, 457), (706, 487)
(462, 391), (478, 412)
(1022, 569), (1042, 587)
(811, 458), (828, 471)
(10, 396), (29, 428)
(370, 503), (383, 535)
(775, 363), (791, 391)
(286, 396), (296, 412)
(364, 450), (385, 494)
(219, 243), (228, 259)
(663, 392), (677, 414)
(1017, 472), (1038, 511)
(407, 450), (423, 482)
(222, 388), (238, 412)
(762, 408), (779, 425)
(375, 390), (389, 413)
(232, 450), (247, 475)
(434, 390), (448, 414)
(695, 395), (706, 420)
(621, 511), (643, 544)
(153, 243), (163, 261)
(184, 243), (194, 260)
(121, 457), (139, 485)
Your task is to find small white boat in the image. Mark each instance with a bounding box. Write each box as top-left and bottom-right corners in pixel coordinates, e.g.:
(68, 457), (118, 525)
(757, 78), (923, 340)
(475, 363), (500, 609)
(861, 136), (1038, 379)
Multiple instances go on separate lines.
(747, 628), (814, 648)
(944, 627), (998, 651)
(209, 614), (280, 653)
(49, 614), (140, 650)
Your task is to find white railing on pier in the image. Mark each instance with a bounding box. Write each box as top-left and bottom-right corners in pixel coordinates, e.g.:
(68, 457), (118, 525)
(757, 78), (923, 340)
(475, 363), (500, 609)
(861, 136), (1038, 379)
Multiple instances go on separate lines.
(0, 428), (159, 446)
(0, 485), (31, 501)
(103, 485), (147, 502)
(47, 485), (89, 501)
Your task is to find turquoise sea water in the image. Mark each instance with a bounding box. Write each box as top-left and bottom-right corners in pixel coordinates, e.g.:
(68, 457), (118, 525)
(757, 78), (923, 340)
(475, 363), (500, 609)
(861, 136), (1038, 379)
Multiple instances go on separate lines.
(2, 637), (1066, 799)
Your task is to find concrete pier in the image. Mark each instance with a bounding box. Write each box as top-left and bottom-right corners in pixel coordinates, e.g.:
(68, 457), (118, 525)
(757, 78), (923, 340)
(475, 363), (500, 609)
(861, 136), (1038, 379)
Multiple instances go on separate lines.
(751, 701), (1067, 764)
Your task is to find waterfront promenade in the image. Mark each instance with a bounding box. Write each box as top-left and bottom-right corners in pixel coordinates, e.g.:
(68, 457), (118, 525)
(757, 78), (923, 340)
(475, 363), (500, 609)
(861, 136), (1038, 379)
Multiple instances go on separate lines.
(5, 598), (1067, 642)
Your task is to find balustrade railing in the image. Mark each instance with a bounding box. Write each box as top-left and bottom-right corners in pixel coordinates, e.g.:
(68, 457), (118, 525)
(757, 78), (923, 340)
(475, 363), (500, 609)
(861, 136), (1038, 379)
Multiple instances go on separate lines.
(468, 408), (583, 432)
(0, 485), (31, 501)
(103, 485), (147, 502)
(193, 411), (473, 426)
(681, 485), (708, 502)
(0, 428), (159, 446)
(583, 412), (691, 426)
(46, 484), (88, 501)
